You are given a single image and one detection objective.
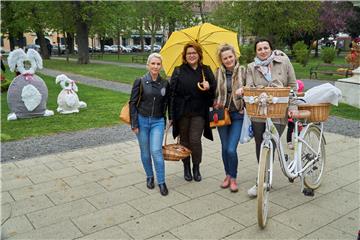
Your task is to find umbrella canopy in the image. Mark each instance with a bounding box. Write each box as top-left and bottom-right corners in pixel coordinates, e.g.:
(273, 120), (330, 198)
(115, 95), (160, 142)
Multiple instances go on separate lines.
(160, 23), (240, 77)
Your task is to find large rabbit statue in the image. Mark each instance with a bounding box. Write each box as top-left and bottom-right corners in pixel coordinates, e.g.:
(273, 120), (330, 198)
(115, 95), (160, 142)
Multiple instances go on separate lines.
(55, 74), (87, 114)
(7, 48), (54, 121)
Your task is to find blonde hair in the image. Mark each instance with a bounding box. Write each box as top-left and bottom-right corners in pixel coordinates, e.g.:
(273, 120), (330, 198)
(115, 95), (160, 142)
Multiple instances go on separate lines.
(217, 43), (237, 64)
(147, 53), (163, 65)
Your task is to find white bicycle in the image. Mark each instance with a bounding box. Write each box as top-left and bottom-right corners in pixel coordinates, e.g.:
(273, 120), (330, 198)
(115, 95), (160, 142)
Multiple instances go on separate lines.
(255, 94), (327, 228)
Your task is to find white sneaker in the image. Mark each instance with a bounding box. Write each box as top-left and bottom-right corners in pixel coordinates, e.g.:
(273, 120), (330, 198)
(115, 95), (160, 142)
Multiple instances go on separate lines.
(247, 184), (257, 197)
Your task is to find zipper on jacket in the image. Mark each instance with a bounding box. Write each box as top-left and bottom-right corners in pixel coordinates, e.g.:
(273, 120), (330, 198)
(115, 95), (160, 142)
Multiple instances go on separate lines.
(151, 97), (155, 116)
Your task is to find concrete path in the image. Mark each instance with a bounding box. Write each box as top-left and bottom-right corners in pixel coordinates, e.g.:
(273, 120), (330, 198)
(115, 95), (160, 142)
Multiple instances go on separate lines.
(1, 131), (359, 239)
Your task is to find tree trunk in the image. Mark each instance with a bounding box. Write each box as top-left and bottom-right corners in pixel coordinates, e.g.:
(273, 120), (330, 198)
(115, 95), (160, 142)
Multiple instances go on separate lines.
(36, 31), (49, 59)
(315, 40), (319, 58)
(76, 20), (90, 64)
(66, 32), (75, 54)
(73, 1), (90, 64)
(9, 33), (16, 51)
(199, 2), (205, 23)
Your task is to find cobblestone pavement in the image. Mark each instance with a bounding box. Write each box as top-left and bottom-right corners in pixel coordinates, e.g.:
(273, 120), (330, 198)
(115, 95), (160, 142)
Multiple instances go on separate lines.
(1, 131), (359, 239)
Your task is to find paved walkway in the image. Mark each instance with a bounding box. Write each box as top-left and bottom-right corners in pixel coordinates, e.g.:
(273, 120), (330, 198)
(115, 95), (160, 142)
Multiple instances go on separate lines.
(1, 131), (359, 239)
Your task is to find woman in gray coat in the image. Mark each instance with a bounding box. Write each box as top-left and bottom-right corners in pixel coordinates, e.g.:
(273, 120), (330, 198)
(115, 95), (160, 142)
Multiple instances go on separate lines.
(245, 38), (297, 197)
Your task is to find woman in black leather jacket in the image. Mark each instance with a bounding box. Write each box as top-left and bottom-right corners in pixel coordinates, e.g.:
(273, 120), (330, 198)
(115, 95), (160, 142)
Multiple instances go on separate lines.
(170, 42), (216, 182)
(129, 53), (170, 196)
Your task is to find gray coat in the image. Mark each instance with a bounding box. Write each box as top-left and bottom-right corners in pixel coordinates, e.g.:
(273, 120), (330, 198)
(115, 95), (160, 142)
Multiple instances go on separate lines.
(246, 50), (297, 124)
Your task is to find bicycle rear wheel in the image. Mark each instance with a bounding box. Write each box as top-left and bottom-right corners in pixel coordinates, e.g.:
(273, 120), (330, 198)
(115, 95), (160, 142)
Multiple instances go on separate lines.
(257, 147), (271, 228)
(301, 125), (325, 189)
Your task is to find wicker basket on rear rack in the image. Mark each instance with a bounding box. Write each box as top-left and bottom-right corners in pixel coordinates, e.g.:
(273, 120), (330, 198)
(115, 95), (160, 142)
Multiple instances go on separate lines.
(298, 103), (330, 122)
(243, 87), (291, 118)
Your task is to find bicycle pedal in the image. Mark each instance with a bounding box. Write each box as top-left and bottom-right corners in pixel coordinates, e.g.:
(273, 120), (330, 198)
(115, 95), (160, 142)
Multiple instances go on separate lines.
(303, 188), (315, 197)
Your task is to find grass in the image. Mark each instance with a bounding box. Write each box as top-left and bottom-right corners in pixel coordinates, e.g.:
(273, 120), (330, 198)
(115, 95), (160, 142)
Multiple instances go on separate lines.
(330, 102), (360, 121)
(44, 59), (147, 85)
(292, 55), (350, 81)
(1, 70), (129, 142)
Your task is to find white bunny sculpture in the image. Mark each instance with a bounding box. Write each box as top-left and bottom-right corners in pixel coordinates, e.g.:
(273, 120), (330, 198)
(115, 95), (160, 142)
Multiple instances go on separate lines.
(6, 48), (54, 121)
(55, 74), (87, 114)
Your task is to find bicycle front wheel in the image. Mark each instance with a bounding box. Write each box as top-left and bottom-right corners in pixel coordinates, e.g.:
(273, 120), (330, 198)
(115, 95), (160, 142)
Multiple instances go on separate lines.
(301, 125), (326, 189)
(257, 147), (271, 228)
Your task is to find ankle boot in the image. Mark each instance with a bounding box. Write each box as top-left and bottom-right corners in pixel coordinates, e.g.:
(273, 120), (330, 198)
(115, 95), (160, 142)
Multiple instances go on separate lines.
(193, 164), (202, 182)
(159, 183), (168, 196)
(183, 158), (192, 181)
(146, 177), (155, 189)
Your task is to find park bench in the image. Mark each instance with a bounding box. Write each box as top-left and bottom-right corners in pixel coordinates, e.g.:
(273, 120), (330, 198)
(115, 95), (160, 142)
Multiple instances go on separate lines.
(309, 63), (352, 79)
(132, 55), (147, 64)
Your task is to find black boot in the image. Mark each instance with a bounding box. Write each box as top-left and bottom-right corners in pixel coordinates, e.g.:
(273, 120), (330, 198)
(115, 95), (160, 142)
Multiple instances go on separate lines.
(159, 183), (168, 196)
(183, 158), (192, 181)
(193, 164), (202, 182)
(146, 177), (155, 189)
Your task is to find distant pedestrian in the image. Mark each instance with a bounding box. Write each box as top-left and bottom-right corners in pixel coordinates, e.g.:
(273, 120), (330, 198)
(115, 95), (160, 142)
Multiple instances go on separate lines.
(47, 42), (52, 56)
(129, 53), (171, 196)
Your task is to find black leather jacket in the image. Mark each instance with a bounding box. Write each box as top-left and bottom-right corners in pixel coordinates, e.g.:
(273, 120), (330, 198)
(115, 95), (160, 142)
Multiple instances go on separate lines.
(129, 73), (170, 129)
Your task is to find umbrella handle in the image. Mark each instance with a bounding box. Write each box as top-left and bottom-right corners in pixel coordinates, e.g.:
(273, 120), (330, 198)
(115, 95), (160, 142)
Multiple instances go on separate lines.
(197, 68), (207, 91)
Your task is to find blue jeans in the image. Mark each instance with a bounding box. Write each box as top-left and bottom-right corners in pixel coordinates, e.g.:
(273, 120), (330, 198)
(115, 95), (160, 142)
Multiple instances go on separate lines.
(217, 111), (243, 179)
(136, 114), (165, 184)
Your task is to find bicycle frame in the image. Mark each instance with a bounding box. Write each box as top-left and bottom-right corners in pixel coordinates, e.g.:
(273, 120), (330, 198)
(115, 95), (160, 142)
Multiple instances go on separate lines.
(260, 117), (325, 192)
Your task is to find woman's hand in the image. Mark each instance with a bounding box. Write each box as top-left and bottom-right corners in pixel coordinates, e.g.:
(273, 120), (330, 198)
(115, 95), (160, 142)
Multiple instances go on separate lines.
(235, 87), (244, 96)
(202, 80), (210, 90)
(132, 128), (139, 134)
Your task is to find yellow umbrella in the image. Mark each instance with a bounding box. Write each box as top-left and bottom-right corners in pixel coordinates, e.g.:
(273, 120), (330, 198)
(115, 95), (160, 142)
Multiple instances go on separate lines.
(160, 23), (240, 77)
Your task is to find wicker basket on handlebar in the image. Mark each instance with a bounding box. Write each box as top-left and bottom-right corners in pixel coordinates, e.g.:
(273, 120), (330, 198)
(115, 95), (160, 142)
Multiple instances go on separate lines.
(298, 103), (330, 122)
(243, 87), (291, 118)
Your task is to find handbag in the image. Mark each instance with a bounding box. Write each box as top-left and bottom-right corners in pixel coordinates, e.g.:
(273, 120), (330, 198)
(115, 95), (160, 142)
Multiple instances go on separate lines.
(239, 108), (254, 144)
(119, 79), (143, 124)
(209, 107), (231, 128)
(119, 102), (131, 124)
(209, 95), (232, 128)
(162, 126), (191, 161)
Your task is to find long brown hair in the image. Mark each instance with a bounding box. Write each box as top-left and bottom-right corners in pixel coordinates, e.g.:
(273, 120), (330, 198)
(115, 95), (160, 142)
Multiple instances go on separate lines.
(182, 42), (203, 64)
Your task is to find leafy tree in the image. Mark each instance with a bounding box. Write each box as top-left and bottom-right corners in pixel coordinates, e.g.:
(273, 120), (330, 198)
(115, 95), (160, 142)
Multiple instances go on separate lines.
(211, 1), (320, 48)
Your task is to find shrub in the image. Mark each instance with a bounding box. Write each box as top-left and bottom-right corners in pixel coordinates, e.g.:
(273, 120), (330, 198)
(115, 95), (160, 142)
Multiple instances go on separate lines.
(321, 47), (336, 63)
(1, 79), (11, 92)
(292, 41), (310, 66)
(239, 45), (255, 65)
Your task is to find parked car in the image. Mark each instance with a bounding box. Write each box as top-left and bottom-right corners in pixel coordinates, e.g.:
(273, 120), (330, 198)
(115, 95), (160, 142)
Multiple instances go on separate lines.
(51, 44), (66, 54)
(153, 44), (162, 52)
(25, 44), (40, 53)
(128, 45), (141, 52)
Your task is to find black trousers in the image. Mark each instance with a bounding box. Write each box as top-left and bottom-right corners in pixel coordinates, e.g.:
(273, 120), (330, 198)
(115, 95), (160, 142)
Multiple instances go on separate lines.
(252, 121), (286, 162)
(178, 115), (205, 165)
(287, 121), (295, 143)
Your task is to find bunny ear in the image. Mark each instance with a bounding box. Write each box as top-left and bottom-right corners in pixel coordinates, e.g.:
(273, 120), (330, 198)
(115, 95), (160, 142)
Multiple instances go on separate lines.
(7, 49), (26, 72)
(55, 74), (69, 84)
(27, 49), (43, 70)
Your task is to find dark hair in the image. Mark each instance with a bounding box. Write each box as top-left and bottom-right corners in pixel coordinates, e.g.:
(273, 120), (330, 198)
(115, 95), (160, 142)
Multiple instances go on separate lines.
(182, 42), (203, 64)
(254, 38), (273, 52)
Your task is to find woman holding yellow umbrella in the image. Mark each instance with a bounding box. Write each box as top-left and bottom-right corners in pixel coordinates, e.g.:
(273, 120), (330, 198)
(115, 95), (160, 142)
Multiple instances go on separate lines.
(170, 42), (216, 182)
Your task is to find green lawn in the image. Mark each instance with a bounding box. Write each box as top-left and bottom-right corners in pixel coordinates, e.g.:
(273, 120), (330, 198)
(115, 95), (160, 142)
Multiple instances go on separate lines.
(292, 56), (350, 81)
(1, 71), (129, 142)
(44, 59), (147, 84)
(330, 103), (360, 121)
